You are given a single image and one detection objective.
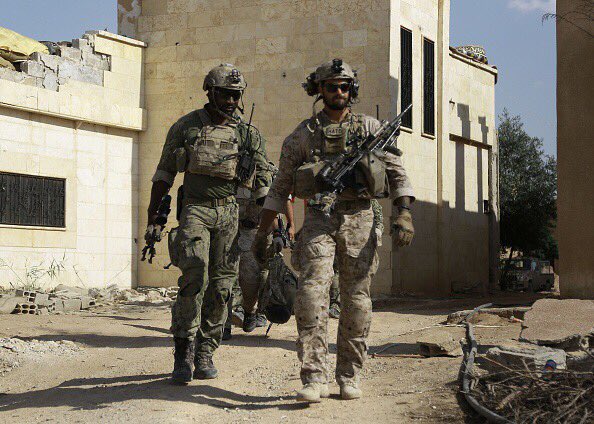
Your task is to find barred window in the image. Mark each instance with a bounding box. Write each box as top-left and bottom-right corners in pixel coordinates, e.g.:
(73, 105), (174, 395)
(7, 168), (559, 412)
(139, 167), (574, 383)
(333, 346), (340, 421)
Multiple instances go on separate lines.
(423, 38), (435, 136)
(401, 27), (413, 128)
(0, 172), (66, 228)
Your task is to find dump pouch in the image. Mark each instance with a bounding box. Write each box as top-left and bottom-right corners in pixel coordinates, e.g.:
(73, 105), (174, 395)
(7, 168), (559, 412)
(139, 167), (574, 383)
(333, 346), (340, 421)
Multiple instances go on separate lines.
(355, 151), (389, 198)
(293, 161), (327, 199)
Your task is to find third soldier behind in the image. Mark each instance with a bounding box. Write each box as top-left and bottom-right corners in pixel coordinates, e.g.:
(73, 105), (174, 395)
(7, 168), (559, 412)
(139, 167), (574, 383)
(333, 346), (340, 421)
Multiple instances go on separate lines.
(253, 59), (415, 402)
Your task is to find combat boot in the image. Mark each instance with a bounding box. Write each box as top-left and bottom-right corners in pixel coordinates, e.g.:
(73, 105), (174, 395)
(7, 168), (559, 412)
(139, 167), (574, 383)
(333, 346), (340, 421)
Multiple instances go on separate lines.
(255, 313), (268, 328)
(222, 327), (232, 341)
(243, 312), (258, 333)
(340, 382), (362, 400)
(172, 337), (194, 384)
(296, 382), (328, 403)
(193, 354), (218, 379)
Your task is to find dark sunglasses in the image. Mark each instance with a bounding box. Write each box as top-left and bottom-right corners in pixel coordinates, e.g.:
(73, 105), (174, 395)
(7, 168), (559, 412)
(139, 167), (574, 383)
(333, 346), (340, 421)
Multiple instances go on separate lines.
(324, 82), (351, 93)
(215, 88), (242, 101)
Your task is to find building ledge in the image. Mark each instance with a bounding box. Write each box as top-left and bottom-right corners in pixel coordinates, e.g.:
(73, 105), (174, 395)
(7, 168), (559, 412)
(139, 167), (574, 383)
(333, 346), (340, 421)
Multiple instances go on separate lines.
(449, 47), (499, 81)
(86, 30), (147, 48)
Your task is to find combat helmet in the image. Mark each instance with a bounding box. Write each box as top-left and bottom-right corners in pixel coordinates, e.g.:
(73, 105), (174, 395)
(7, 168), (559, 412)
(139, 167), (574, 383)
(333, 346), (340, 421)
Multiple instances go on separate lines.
(203, 63), (247, 92)
(303, 58), (359, 99)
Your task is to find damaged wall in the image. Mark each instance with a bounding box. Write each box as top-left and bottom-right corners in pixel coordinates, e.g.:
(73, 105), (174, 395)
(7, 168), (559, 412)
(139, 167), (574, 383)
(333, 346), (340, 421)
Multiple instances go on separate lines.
(0, 31), (146, 290)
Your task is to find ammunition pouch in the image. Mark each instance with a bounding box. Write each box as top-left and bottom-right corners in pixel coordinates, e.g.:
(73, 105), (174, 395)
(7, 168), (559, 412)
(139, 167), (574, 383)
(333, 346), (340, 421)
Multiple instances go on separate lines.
(168, 226), (181, 268)
(293, 161), (327, 199)
(355, 151), (389, 198)
(186, 125), (238, 180)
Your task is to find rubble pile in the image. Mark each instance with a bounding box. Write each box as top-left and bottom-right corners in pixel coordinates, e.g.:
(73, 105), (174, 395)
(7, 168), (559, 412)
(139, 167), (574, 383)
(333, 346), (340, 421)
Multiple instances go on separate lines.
(0, 27), (110, 91)
(460, 299), (594, 423)
(0, 285), (178, 316)
(0, 337), (81, 375)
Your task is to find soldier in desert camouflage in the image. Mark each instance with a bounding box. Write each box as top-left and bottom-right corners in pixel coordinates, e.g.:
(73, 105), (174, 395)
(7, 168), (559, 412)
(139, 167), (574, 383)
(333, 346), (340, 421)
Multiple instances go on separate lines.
(252, 59), (415, 402)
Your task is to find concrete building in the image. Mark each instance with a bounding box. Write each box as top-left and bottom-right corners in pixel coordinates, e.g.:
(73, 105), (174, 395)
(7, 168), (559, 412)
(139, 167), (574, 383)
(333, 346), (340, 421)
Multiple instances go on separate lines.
(557, 0), (594, 299)
(0, 31), (146, 288)
(0, 0), (498, 296)
(119, 0), (498, 296)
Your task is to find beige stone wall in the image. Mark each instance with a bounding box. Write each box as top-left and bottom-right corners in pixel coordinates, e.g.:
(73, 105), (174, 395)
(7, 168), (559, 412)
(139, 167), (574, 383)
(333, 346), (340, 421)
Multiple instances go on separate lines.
(0, 32), (145, 290)
(123, 0), (497, 295)
(557, 0), (594, 299)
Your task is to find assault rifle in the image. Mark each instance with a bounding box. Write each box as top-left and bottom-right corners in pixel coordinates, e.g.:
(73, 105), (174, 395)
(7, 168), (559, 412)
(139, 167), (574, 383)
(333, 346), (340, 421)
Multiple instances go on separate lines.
(310, 104), (412, 214)
(142, 194), (172, 264)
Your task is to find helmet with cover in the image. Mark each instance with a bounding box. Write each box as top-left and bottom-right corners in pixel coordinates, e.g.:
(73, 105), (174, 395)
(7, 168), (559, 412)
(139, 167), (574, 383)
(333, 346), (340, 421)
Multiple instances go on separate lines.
(303, 58), (359, 98)
(203, 63), (247, 92)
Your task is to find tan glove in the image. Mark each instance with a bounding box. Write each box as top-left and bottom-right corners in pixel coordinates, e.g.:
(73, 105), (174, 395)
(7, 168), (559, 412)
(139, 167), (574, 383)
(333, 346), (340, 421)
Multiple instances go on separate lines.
(251, 230), (272, 266)
(391, 209), (414, 247)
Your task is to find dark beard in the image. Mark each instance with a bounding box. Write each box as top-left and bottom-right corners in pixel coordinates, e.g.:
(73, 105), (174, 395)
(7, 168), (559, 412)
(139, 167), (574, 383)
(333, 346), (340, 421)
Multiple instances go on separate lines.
(323, 97), (348, 111)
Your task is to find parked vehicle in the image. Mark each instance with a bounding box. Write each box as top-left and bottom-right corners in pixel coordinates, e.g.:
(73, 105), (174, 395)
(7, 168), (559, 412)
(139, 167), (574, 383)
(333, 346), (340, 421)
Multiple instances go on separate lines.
(501, 257), (555, 292)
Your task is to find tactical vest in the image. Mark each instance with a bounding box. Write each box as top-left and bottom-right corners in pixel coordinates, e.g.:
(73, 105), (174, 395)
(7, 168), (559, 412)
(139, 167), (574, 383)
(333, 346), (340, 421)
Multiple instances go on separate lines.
(293, 114), (389, 200)
(185, 124), (239, 180)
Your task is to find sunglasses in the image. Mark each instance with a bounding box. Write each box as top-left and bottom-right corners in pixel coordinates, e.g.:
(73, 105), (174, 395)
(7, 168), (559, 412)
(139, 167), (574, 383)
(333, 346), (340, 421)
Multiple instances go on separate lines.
(323, 82), (351, 93)
(215, 88), (242, 101)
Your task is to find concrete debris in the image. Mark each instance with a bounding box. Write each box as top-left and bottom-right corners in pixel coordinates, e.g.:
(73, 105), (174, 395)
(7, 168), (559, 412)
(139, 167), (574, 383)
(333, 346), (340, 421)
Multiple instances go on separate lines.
(484, 341), (567, 373)
(0, 32), (109, 91)
(566, 350), (594, 372)
(520, 299), (594, 350)
(446, 306), (531, 324)
(417, 329), (463, 357)
(0, 337), (81, 375)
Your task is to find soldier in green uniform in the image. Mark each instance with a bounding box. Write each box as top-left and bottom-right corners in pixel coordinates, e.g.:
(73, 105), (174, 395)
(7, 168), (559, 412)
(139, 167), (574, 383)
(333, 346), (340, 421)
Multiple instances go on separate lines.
(146, 64), (270, 384)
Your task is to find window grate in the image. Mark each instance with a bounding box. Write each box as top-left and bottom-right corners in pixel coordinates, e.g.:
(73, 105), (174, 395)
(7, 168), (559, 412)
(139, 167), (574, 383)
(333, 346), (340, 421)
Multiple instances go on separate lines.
(401, 27), (413, 128)
(0, 172), (66, 228)
(423, 38), (435, 136)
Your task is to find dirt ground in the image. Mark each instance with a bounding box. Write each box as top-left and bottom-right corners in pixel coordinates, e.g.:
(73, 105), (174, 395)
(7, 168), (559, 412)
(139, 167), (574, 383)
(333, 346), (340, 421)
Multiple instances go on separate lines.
(0, 296), (537, 423)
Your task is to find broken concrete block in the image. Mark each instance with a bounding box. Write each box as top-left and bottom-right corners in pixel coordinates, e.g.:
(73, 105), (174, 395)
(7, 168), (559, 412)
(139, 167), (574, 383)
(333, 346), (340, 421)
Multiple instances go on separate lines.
(80, 296), (96, 309)
(13, 303), (38, 315)
(72, 38), (89, 50)
(485, 341), (567, 372)
(62, 298), (82, 312)
(42, 72), (59, 90)
(31, 292), (50, 306)
(447, 306), (531, 324)
(0, 296), (27, 314)
(417, 330), (463, 357)
(52, 299), (65, 312)
(30, 52), (59, 72)
(59, 46), (82, 61)
(520, 299), (594, 350)
(20, 60), (46, 78)
(58, 60), (103, 85)
(566, 350), (594, 372)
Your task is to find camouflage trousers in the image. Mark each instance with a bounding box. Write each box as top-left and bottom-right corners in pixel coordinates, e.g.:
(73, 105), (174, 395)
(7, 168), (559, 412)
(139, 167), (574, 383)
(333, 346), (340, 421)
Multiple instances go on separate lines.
(225, 227), (269, 328)
(170, 202), (239, 355)
(293, 200), (379, 386)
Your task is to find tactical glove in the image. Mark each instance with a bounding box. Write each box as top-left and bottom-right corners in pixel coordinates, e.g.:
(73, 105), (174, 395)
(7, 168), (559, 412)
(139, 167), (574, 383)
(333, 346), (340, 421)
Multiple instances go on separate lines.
(252, 230), (272, 266)
(391, 209), (414, 247)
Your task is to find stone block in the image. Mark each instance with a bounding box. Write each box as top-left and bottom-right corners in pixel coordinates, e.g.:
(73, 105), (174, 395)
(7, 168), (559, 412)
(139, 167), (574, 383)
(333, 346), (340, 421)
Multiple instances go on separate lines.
(42, 72), (59, 91)
(484, 341), (567, 372)
(60, 46), (82, 61)
(31, 292), (50, 306)
(0, 296), (27, 314)
(81, 50), (110, 70)
(31, 52), (59, 72)
(520, 299), (594, 350)
(21, 60), (46, 78)
(417, 330), (463, 357)
(62, 298), (83, 312)
(58, 62), (103, 86)
(72, 38), (89, 50)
